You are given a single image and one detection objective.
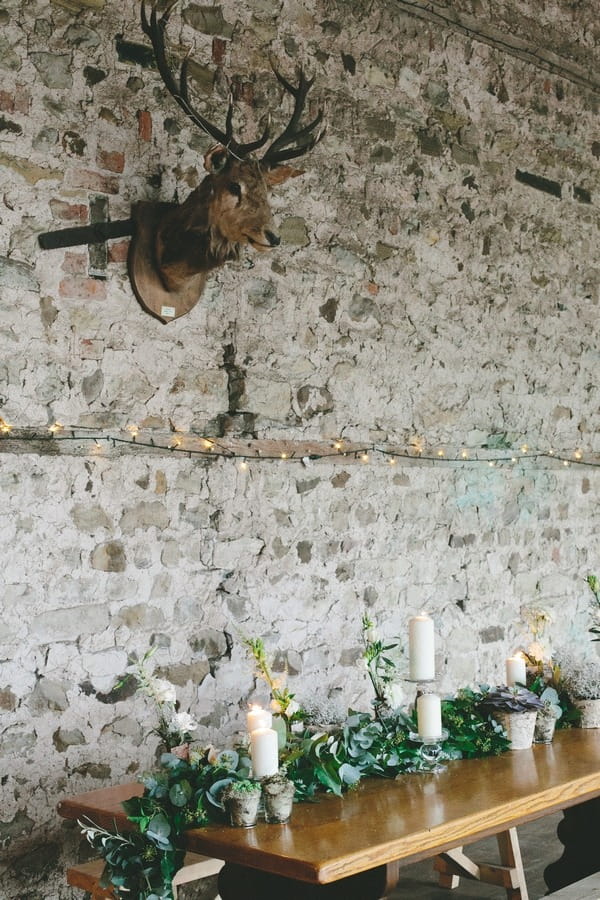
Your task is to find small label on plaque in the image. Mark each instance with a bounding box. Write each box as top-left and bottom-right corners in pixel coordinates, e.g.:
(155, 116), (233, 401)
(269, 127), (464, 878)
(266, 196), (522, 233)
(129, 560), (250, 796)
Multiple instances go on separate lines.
(160, 305), (176, 319)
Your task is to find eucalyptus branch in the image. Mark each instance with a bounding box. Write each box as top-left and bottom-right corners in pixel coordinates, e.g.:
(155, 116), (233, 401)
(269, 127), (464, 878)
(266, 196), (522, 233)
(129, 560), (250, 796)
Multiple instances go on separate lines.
(361, 614), (399, 716)
(242, 636), (302, 721)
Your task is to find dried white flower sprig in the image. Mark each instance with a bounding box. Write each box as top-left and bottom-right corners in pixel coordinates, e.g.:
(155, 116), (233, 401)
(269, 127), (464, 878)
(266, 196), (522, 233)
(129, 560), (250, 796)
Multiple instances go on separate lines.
(121, 647), (198, 751)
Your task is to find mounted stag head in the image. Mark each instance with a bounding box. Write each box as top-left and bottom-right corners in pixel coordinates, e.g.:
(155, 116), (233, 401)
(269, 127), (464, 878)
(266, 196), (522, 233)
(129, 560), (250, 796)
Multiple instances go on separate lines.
(129, 0), (325, 323)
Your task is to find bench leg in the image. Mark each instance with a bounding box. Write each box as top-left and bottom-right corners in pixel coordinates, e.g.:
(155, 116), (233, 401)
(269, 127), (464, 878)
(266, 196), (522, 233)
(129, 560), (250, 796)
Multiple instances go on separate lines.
(544, 798), (600, 893)
(434, 828), (529, 900)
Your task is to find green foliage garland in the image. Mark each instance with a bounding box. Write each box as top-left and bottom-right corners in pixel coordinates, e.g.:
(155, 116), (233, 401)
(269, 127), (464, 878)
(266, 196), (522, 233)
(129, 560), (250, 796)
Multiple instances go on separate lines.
(81, 692), (510, 898)
(81, 746), (250, 900)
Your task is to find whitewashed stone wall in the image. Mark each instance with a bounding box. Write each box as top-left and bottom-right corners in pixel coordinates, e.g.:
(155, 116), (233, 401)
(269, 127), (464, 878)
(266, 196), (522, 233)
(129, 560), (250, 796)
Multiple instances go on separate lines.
(0, 0), (598, 896)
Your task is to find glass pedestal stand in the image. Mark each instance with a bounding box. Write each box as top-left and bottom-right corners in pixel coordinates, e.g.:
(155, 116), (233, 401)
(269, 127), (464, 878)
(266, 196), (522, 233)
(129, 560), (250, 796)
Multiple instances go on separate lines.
(408, 729), (449, 773)
(404, 677), (436, 708)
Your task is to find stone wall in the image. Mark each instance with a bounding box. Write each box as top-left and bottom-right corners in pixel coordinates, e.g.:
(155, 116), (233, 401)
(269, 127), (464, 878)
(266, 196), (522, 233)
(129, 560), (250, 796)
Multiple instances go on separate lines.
(0, 0), (598, 897)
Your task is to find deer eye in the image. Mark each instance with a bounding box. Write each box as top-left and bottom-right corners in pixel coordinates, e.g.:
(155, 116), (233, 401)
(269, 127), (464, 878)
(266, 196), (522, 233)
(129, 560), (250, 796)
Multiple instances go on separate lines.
(228, 182), (242, 200)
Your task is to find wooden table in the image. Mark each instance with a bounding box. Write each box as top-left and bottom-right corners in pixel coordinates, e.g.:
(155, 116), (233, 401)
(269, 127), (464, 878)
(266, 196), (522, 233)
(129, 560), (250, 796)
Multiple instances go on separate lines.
(58, 729), (600, 900)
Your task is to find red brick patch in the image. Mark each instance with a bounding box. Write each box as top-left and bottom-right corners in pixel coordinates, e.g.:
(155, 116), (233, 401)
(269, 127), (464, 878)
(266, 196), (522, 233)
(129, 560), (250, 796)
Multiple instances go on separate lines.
(138, 109), (152, 142)
(68, 169), (120, 194)
(61, 252), (88, 275)
(49, 199), (89, 222)
(59, 276), (107, 300)
(97, 149), (125, 173)
(0, 91), (14, 112)
(108, 239), (130, 263)
(212, 37), (226, 66)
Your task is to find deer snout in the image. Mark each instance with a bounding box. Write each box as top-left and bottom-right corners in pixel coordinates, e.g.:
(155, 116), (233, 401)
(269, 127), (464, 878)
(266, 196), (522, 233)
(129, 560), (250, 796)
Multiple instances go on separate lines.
(264, 230), (281, 247)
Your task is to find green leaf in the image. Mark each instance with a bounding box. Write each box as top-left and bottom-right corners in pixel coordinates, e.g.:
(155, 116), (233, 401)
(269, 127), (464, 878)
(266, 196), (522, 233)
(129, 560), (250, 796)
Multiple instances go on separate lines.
(146, 813), (172, 850)
(169, 779), (192, 807)
(339, 763), (362, 785)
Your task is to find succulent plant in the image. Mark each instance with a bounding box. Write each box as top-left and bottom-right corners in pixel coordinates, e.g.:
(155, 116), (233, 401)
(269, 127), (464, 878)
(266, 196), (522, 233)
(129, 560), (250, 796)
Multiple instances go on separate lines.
(222, 779), (261, 797)
(481, 685), (544, 713)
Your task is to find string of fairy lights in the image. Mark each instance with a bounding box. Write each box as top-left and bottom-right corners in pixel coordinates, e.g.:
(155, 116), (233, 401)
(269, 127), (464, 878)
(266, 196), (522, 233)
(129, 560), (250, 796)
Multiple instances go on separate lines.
(0, 417), (598, 469)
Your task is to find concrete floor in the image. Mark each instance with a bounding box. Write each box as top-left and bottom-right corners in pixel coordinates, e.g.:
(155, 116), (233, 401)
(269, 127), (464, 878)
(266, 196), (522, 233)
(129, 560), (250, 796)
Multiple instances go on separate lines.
(389, 812), (563, 899)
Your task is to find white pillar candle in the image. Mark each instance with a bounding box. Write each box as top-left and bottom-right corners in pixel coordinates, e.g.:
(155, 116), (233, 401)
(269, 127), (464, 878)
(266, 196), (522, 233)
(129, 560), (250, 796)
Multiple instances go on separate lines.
(246, 705), (272, 733)
(408, 613), (435, 681)
(506, 655), (526, 687)
(250, 727), (279, 778)
(417, 692), (442, 739)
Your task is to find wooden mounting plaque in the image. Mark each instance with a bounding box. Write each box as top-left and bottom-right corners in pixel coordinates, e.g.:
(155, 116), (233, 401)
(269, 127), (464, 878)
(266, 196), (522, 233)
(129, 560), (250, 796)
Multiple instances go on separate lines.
(128, 201), (206, 324)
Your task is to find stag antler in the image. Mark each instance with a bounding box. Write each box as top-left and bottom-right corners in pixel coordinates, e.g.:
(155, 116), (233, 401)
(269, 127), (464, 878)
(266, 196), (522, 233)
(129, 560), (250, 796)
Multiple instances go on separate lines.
(261, 64), (325, 168)
(141, 1), (324, 165)
(141, 0), (270, 159)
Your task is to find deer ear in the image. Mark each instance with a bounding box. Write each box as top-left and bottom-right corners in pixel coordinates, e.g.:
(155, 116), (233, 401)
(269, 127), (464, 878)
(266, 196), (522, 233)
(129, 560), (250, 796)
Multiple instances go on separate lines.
(263, 164), (305, 186)
(204, 144), (229, 173)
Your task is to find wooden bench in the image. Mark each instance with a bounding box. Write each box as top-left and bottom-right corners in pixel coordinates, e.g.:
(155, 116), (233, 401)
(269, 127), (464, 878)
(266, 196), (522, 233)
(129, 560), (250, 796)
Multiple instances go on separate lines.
(67, 852), (223, 899)
(544, 871), (600, 898)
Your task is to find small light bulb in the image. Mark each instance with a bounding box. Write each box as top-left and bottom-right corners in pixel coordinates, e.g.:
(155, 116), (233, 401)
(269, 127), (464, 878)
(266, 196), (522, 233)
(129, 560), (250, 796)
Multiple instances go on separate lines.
(203, 439), (213, 450)
(461, 450), (468, 459)
(574, 450), (582, 460)
(488, 460), (495, 467)
(511, 456), (517, 463)
(361, 453), (369, 462)
(563, 460), (569, 467)
(437, 449), (444, 457)
(126, 424), (139, 438)
(548, 449), (554, 456)
(389, 457), (396, 465)
(281, 452), (288, 459)
(520, 444), (528, 453)
(239, 460), (248, 471)
(333, 440), (343, 451)
(49, 422), (63, 434)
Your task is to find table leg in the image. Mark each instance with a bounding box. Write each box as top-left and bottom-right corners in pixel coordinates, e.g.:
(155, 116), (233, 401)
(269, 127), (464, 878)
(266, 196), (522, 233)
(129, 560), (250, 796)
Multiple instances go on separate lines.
(218, 861), (400, 900)
(497, 827), (529, 900)
(544, 797), (600, 893)
(434, 828), (529, 900)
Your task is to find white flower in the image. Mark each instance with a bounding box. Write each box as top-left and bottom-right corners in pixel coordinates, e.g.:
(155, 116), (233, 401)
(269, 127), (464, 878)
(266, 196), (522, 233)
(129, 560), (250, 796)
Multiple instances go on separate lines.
(169, 711), (197, 734)
(152, 678), (177, 704)
(270, 698), (283, 713)
(365, 627), (379, 644)
(387, 683), (404, 709)
(286, 699), (300, 717)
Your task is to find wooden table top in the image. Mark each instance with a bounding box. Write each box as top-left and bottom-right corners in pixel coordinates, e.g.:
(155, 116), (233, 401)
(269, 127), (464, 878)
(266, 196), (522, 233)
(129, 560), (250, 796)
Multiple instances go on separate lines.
(58, 729), (600, 885)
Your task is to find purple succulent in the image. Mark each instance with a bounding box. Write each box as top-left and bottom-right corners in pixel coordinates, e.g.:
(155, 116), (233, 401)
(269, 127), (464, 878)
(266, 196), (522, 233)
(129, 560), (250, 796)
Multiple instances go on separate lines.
(481, 685), (544, 713)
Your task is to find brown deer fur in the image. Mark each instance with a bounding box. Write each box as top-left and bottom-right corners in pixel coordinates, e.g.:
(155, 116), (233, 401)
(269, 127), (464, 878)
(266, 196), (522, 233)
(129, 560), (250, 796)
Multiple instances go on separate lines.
(155, 148), (301, 293)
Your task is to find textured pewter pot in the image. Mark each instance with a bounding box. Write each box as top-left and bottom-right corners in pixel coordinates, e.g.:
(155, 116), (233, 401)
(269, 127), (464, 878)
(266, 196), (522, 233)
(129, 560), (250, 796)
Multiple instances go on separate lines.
(222, 786), (261, 827)
(575, 698), (600, 728)
(534, 710), (557, 744)
(262, 773), (296, 824)
(496, 710), (537, 750)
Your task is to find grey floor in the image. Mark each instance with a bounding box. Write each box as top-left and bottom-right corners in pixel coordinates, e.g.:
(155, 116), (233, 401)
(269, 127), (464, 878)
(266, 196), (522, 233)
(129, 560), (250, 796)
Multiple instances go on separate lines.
(389, 812), (562, 898)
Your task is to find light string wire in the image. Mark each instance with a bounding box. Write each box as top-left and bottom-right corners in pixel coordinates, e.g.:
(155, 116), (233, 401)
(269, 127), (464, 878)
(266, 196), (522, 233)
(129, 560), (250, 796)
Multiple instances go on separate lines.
(0, 420), (598, 468)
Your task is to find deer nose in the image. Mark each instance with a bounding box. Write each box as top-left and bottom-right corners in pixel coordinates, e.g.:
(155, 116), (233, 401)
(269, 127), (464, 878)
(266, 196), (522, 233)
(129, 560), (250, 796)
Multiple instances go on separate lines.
(265, 230), (281, 247)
